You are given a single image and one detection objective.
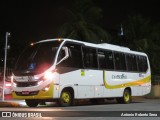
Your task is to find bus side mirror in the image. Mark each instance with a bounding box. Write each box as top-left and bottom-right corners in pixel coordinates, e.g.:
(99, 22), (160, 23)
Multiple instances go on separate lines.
(56, 47), (69, 65)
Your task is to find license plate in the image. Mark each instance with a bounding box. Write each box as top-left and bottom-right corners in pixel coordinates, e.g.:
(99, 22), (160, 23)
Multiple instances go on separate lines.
(22, 91), (30, 95)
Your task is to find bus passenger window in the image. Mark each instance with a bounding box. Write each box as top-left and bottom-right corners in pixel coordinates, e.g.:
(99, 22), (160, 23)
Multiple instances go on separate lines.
(126, 54), (138, 72)
(137, 56), (143, 72)
(98, 50), (106, 69)
(105, 50), (114, 70)
(83, 47), (98, 69)
(143, 57), (148, 72)
(114, 52), (126, 71)
(137, 56), (148, 72)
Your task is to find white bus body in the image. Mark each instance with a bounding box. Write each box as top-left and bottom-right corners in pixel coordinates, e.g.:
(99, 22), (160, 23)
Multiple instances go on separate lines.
(12, 39), (151, 107)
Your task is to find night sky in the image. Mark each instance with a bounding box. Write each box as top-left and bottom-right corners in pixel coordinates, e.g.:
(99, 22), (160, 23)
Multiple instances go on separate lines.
(0, 0), (159, 44)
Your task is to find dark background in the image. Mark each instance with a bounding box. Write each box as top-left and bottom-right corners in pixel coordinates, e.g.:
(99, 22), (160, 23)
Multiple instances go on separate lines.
(0, 0), (160, 74)
(0, 0), (159, 42)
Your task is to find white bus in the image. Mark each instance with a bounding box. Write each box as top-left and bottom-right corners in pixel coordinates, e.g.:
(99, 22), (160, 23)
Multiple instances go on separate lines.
(11, 38), (151, 107)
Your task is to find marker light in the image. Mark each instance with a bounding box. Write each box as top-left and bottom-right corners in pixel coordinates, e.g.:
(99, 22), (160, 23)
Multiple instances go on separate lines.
(44, 87), (49, 91)
(58, 38), (61, 42)
(56, 87), (59, 91)
(95, 88), (98, 91)
(42, 85), (50, 91)
(30, 43), (34, 46)
(44, 71), (54, 80)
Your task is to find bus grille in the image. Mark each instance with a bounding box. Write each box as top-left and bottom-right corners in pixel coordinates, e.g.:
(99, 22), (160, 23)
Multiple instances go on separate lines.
(16, 81), (38, 87)
(15, 91), (39, 96)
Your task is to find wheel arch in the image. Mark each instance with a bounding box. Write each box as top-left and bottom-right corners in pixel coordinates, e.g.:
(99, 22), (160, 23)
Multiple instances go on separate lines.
(61, 86), (75, 99)
(59, 86), (75, 106)
(124, 87), (132, 96)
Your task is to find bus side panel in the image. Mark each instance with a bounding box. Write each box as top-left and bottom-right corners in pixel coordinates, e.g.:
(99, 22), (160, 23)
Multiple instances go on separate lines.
(76, 69), (104, 98)
(58, 69), (82, 98)
(103, 71), (151, 97)
(58, 69), (104, 99)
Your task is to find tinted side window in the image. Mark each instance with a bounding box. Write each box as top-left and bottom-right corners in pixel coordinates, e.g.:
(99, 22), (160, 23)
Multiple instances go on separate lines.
(114, 52), (126, 71)
(126, 54), (138, 72)
(98, 50), (106, 69)
(137, 56), (148, 72)
(106, 50), (114, 70)
(143, 56), (148, 72)
(137, 56), (143, 72)
(83, 47), (98, 69)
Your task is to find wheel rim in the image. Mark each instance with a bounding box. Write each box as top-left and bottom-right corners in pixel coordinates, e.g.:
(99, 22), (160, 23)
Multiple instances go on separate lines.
(61, 92), (70, 103)
(124, 91), (130, 102)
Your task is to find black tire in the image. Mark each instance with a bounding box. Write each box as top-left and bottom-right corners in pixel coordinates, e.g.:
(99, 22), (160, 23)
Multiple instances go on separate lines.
(59, 90), (73, 107)
(25, 99), (39, 107)
(116, 89), (131, 104)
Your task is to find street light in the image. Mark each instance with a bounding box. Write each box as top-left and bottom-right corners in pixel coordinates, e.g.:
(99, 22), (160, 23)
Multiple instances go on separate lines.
(2, 32), (10, 101)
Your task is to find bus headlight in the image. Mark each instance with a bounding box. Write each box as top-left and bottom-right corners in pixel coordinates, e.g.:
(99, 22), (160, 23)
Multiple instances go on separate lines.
(36, 71), (55, 85)
(34, 71), (55, 81)
(44, 71), (54, 80)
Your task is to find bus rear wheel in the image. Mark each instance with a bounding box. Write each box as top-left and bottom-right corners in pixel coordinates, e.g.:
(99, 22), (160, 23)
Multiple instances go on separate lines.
(116, 89), (131, 104)
(59, 90), (73, 107)
(25, 99), (39, 107)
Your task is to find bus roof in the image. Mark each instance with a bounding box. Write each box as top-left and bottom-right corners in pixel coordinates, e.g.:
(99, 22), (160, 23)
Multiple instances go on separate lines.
(36, 38), (147, 56)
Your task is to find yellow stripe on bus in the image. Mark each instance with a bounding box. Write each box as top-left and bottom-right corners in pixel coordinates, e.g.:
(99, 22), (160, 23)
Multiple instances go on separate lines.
(103, 71), (151, 89)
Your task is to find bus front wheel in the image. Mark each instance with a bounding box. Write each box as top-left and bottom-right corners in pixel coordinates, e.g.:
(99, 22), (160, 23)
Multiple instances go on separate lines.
(59, 90), (73, 107)
(116, 89), (131, 104)
(25, 99), (39, 107)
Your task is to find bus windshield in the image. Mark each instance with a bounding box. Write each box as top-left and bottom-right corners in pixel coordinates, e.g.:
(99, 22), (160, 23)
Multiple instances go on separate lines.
(14, 40), (63, 75)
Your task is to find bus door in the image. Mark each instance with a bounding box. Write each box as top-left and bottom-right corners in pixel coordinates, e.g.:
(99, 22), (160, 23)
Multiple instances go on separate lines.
(56, 42), (84, 98)
(81, 47), (104, 98)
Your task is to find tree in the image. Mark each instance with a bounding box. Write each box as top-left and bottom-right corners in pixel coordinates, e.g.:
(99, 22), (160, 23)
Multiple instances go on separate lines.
(121, 15), (151, 51)
(147, 24), (160, 74)
(57, 0), (111, 43)
(119, 15), (160, 75)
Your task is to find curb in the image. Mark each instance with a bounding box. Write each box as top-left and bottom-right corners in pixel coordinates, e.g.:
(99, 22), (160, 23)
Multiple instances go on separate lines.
(144, 96), (160, 99)
(0, 101), (21, 107)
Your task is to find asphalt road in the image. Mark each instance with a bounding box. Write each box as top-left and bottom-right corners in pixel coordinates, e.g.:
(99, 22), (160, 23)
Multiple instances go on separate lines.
(0, 98), (160, 120)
